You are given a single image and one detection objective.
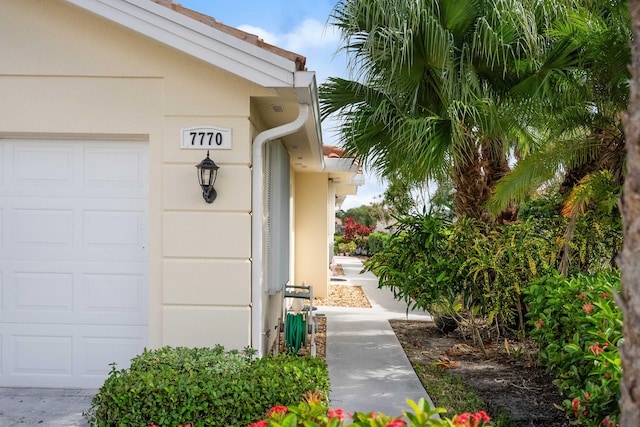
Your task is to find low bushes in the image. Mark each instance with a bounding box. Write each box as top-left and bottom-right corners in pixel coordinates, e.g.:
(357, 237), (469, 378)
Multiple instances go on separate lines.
(85, 346), (329, 427)
(525, 272), (622, 426)
(249, 393), (491, 427)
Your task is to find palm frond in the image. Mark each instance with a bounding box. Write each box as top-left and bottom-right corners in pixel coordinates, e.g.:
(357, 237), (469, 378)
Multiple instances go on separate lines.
(487, 138), (603, 216)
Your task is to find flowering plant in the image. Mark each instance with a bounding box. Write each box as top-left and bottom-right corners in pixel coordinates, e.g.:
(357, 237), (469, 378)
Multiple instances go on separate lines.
(526, 271), (621, 426)
(248, 391), (491, 427)
(342, 217), (375, 255)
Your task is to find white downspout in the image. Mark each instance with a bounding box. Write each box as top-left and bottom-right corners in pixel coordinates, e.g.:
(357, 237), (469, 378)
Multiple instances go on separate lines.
(251, 103), (310, 356)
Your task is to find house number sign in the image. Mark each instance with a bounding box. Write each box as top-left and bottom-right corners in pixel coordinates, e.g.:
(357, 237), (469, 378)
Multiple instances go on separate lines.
(181, 126), (232, 149)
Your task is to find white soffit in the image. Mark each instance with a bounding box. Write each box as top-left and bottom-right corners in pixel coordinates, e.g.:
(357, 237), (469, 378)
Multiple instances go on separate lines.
(64, 0), (298, 87)
(324, 158), (360, 174)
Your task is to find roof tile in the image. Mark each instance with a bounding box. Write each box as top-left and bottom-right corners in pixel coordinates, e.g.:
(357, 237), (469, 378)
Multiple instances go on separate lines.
(150, 0), (307, 71)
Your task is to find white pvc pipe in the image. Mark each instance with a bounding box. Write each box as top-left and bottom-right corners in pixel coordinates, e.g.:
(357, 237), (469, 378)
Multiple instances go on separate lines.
(251, 103), (310, 355)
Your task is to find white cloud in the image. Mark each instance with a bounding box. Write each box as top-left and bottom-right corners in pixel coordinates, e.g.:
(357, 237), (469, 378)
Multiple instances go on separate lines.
(281, 19), (339, 52)
(237, 20), (343, 84)
(236, 24), (280, 46)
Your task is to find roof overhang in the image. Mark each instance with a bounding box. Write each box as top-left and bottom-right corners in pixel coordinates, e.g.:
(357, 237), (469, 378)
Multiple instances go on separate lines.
(63, 0), (325, 171)
(324, 158), (364, 208)
(63, 0), (299, 87)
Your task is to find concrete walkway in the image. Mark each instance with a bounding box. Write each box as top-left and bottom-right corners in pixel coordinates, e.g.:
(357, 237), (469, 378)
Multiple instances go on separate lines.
(322, 255), (434, 416)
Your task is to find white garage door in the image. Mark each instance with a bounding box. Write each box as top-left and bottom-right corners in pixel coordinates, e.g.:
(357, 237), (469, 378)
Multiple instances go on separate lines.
(0, 139), (148, 388)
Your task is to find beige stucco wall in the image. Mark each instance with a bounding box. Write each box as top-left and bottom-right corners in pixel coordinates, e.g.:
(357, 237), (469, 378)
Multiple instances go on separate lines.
(294, 172), (330, 299)
(0, 0), (276, 350)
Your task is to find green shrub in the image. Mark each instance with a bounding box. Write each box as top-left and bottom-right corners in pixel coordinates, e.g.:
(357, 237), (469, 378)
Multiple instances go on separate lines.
(85, 346), (329, 427)
(336, 240), (356, 255)
(525, 272), (621, 426)
(364, 207), (620, 344)
(367, 232), (389, 255)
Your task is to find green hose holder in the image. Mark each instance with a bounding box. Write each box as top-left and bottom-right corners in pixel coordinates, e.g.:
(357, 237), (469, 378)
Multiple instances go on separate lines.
(285, 312), (307, 353)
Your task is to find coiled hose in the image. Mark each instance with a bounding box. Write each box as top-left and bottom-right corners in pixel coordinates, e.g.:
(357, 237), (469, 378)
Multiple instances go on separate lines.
(285, 312), (307, 354)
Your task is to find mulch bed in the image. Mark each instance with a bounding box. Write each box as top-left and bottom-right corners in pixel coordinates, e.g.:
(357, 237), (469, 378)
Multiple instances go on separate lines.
(390, 320), (571, 426)
(290, 266), (570, 425)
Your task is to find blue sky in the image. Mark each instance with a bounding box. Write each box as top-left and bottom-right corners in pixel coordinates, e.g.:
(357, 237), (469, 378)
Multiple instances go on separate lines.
(178, 0), (386, 210)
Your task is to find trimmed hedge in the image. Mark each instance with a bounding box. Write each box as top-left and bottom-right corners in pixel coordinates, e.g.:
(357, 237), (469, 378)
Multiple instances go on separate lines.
(85, 346), (329, 427)
(367, 232), (390, 255)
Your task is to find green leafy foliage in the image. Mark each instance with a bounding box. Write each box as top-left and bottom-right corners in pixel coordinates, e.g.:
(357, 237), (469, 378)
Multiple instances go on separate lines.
(335, 236), (357, 256)
(525, 272), (622, 426)
(336, 206), (377, 228)
(365, 207), (620, 346)
(364, 212), (461, 318)
(364, 212), (561, 339)
(84, 346), (329, 427)
(367, 232), (390, 256)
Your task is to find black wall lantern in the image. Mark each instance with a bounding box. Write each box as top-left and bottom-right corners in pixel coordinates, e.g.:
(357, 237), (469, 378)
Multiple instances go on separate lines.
(195, 150), (220, 203)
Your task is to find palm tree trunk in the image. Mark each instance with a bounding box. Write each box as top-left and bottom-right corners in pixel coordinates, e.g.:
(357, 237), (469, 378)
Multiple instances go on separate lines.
(453, 138), (487, 219)
(620, 1), (640, 424)
(453, 137), (513, 221)
(482, 137), (517, 222)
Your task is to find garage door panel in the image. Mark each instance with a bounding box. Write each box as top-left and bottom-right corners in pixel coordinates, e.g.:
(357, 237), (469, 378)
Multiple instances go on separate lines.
(83, 272), (146, 317)
(0, 140), (148, 388)
(0, 207), (146, 263)
(82, 334), (145, 375)
(0, 263), (146, 325)
(15, 271), (73, 311)
(15, 208), (74, 247)
(84, 147), (147, 189)
(84, 210), (143, 248)
(13, 334), (73, 375)
(13, 145), (74, 185)
(1, 324), (146, 388)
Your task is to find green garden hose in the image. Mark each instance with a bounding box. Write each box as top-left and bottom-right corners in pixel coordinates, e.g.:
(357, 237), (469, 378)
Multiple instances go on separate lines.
(285, 312), (307, 354)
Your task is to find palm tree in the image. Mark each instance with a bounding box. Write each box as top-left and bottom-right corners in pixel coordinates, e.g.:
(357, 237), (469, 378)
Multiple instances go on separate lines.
(320, 0), (545, 220)
(488, 0), (631, 215)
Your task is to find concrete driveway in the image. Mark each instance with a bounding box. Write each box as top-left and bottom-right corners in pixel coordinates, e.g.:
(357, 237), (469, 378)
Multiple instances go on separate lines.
(0, 387), (95, 426)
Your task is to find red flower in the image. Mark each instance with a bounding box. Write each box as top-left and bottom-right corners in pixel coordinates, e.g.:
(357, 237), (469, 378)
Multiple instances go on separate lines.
(328, 408), (345, 421)
(267, 406), (289, 417)
(589, 343), (604, 356)
(453, 411), (490, 426)
(600, 292), (611, 299)
(386, 420), (407, 427)
(473, 411), (490, 424)
(572, 398), (580, 411)
(583, 302), (594, 314)
(453, 413), (472, 425)
(584, 392), (590, 399)
(247, 421), (268, 427)
(535, 318), (544, 329)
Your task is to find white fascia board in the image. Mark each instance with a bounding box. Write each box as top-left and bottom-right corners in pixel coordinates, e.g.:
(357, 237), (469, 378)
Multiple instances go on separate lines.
(295, 71), (325, 171)
(64, 0), (297, 87)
